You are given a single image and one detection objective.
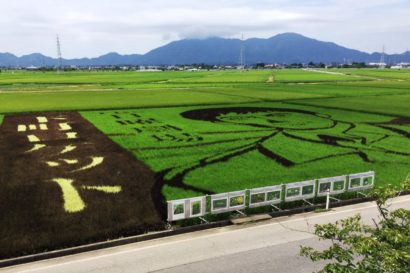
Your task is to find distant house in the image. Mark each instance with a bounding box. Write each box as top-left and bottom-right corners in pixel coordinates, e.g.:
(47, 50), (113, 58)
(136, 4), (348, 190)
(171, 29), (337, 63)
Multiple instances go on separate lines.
(26, 65), (39, 70)
(368, 62), (386, 68)
(391, 63), (410, 69)
(138, 66), (162, 72)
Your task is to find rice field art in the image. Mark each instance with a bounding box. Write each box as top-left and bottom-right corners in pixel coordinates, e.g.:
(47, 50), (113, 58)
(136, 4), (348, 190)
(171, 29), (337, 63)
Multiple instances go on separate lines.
(0, 69), (409, 259)
(0, 113), (161, 258)
(82, 102), (410, 203)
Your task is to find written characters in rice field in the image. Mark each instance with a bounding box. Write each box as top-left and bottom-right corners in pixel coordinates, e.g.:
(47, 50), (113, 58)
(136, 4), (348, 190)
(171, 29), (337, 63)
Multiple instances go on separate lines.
(16, 115), (122, 213)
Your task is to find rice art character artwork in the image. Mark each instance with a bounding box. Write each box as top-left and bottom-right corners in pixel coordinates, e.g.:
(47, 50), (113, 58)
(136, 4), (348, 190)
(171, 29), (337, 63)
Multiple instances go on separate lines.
(149, 107), (409, 195)
(16, 114), (122, 213)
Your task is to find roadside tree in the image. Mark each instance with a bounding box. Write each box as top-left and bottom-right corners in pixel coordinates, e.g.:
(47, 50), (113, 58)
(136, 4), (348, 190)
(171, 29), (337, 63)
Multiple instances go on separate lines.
(300, 177), (410, 273)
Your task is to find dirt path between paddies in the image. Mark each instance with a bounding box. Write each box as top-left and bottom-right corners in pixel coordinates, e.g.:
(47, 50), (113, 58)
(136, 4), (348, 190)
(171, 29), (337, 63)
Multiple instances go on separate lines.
(302, 68), (382, 80)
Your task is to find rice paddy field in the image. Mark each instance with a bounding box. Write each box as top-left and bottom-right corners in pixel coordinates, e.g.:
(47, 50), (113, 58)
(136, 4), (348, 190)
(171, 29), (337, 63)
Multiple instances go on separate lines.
(82, 102), (409, 201)
(0, 68), (409, 258)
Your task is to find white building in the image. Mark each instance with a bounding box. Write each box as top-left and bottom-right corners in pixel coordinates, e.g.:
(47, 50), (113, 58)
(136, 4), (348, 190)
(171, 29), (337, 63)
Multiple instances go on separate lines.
(391, 63), (410, 69)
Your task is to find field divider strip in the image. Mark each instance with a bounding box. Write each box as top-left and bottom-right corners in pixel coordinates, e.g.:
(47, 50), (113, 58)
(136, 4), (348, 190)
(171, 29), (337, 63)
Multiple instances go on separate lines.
(284, 101), (409, 118)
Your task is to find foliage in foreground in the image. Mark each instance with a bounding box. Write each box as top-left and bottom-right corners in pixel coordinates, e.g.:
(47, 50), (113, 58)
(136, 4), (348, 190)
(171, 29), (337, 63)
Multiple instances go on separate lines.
(300, 178), (410, 273)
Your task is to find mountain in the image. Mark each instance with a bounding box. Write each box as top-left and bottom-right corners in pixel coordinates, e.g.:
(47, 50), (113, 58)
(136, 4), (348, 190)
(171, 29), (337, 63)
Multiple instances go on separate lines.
(1, 33), (409, 67)
(140, 37), (240, 65)
(0, 52), (143, 67)
(64, 52), (142, 66)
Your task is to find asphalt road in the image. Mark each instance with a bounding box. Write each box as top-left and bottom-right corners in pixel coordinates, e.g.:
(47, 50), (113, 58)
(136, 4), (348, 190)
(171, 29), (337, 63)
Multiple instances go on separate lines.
(3, 195), (409, 273)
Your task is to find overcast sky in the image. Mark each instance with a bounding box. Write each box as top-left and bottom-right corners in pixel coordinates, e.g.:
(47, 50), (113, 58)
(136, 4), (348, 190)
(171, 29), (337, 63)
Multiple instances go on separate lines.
(1, 0), (409, 58)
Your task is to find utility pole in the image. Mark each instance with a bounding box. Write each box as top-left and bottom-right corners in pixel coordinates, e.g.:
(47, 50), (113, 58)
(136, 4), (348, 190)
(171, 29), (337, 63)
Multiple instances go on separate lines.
(240, 34), (245, 70)
(379, 45), (386, 69)
(56, 35), (63, 72)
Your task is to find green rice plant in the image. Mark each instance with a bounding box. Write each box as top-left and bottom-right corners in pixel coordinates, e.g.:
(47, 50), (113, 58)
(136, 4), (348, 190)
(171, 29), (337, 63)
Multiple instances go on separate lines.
(83, 98), (410, 201)
(2, 69), (409, 114)
(1, 68), (410, 259)
(296, 94), (410, 117)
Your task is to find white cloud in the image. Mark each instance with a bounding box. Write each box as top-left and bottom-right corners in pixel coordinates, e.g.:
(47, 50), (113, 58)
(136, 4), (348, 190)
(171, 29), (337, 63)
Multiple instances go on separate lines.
(0, 0), (409, 57)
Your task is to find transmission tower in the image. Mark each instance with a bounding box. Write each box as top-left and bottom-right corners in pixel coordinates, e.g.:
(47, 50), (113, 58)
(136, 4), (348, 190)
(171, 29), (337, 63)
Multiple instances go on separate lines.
(379, 45), (386, 69)
(239, 34), (245, 70)
(56, 35), (63, 72)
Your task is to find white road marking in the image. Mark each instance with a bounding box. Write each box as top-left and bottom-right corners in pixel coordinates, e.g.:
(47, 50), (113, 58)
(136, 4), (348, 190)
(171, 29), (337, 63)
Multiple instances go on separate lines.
(14, 197), (409, 273)
(29, 125), (37, 130)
